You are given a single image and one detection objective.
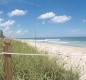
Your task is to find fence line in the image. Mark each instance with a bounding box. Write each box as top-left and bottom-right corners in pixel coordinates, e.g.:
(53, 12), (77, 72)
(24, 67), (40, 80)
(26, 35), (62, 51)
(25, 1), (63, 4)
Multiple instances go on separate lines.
(1, 38), (86, 80)
(0, 52), (86, 56)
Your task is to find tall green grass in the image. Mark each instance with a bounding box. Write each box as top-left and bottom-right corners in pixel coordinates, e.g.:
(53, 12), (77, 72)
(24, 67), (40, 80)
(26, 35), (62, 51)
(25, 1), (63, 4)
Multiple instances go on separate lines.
(12, 40), (39, 54)
(0, 39), (79, 80)
(0, 38), (3, 53)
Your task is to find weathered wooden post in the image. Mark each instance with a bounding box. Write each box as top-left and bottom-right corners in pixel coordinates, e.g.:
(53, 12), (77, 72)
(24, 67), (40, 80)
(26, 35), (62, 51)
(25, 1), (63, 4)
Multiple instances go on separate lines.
(3, 38), (12, 80)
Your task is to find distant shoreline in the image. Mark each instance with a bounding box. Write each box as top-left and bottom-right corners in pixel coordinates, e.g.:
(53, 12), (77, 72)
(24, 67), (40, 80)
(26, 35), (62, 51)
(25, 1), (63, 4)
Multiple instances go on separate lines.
(16, 37), (86, 48)
(20, 40), (86, 53)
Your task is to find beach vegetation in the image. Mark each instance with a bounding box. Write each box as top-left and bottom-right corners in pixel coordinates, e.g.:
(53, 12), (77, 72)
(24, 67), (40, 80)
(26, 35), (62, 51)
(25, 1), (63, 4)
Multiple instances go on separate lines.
(0, 39), (79, 80)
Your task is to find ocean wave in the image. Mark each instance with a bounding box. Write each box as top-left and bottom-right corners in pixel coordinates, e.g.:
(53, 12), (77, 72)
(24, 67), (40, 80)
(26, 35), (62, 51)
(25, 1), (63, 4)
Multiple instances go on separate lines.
(28, 39), (47, 42)
(44, 40), (68, 44)
(45, 39), (61, 41)
(28, 39), (68, 44)
(58, 42), (68, 44)
(28, 39), (61, 42)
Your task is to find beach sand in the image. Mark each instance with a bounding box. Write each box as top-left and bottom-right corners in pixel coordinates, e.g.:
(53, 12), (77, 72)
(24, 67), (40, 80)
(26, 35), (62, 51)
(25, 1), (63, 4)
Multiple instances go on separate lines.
(21, 40), (86, 80)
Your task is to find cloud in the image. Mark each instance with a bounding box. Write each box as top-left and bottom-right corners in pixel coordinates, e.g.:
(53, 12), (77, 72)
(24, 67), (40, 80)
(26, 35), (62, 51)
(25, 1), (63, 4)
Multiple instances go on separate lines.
(38, 12), (72, 24)
(16, 29), (22, 34)
(3, 28), (29, 38)
(14, 29), (29, 37)
(8, 9), (27, 17)
(3, 27), (10, 32)
(0, 20), (15, 27)
(51, 15), (71, 23)
(38, 12), (55, 19)
(0, 18), (4, 23)
(16, 29), (29, 34)
(3, 27), (12, 37)
(0, 11), (3, 14)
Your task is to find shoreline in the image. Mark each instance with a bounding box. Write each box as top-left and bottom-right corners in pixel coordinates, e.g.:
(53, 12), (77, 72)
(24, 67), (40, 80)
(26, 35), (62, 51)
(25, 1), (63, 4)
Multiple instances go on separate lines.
(21, 40), (86, 54)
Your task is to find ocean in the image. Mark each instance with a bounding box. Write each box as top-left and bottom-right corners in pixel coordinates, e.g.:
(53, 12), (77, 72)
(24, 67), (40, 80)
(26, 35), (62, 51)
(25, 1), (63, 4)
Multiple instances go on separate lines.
(19, 37), (86, 48)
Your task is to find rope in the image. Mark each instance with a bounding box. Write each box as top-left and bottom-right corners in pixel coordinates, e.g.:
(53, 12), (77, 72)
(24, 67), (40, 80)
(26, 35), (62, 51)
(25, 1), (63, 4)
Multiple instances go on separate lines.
(0, 53), (49, 56)
(0, 52), (86, 56)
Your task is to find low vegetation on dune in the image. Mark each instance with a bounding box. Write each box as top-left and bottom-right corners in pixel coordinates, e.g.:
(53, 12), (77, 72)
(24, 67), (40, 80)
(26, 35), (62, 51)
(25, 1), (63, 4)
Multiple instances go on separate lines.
(0, 38), (3, 53)
(0, 38), (79, 80)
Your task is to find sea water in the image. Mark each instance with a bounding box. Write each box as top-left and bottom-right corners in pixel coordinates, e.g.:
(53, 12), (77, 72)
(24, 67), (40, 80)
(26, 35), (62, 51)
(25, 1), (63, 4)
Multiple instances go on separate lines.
(19, 37), (86, 48)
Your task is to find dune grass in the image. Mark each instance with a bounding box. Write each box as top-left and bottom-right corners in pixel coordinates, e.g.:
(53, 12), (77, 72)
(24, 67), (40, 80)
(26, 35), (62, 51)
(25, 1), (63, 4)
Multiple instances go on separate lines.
(0, 38), (3, 53)
(0, 39), (79, 80)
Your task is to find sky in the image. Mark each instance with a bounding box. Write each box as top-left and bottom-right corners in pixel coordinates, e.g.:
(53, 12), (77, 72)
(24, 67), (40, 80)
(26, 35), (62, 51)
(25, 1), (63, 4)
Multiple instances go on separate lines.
(0, 0), (86, 38)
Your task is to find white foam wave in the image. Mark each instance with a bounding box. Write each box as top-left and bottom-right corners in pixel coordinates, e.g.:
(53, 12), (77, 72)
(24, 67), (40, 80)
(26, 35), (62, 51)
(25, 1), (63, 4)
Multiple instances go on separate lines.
(45, 39), (60, 41)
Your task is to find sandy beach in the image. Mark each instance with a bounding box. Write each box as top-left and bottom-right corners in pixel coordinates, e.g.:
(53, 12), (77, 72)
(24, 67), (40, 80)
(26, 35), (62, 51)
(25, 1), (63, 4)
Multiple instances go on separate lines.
(21, 40), (86, 80)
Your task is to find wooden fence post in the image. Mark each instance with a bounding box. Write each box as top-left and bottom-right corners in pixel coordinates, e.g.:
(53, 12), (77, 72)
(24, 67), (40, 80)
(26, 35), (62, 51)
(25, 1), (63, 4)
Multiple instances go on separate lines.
(3, 38), (12, 80)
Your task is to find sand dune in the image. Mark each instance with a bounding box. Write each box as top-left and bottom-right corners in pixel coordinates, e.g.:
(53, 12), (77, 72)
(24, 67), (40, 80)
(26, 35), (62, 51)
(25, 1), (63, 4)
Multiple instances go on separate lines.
(21, 40), (86, 80)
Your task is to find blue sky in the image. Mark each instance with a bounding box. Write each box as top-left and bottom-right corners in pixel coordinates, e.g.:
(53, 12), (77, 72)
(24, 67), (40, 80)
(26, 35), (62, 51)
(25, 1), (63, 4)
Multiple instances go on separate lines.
(0, 0), (86, 38)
